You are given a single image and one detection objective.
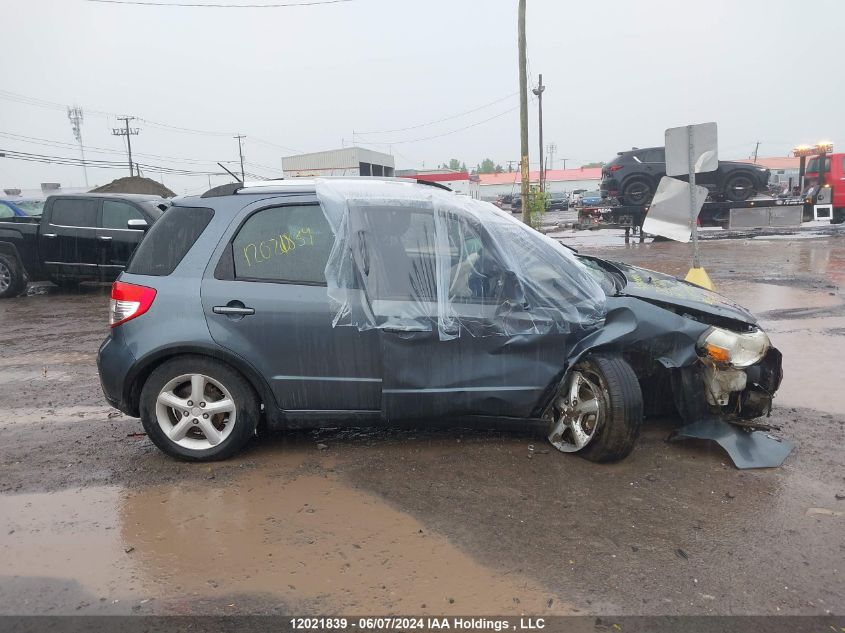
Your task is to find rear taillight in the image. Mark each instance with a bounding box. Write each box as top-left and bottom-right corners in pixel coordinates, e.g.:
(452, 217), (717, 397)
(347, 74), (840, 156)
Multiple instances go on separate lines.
(608, 164), (623, 172)
(110, 281), (156, 327)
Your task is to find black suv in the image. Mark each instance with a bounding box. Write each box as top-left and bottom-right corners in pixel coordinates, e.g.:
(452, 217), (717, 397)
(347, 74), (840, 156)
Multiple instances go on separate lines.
(600, 147), (771, 206)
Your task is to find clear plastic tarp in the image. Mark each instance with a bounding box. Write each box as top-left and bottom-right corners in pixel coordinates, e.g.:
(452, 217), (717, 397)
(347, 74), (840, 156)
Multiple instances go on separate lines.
(317, 179), (606, 340)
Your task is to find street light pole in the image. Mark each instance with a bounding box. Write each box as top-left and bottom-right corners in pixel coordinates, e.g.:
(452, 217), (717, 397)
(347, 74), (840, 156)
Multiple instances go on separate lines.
(533, 74), (545, 192)
(517, 0), (530, 223)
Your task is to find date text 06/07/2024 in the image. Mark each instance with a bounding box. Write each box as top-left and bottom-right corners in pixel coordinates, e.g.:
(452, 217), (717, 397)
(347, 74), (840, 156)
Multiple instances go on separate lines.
(289, 617), (546, 630)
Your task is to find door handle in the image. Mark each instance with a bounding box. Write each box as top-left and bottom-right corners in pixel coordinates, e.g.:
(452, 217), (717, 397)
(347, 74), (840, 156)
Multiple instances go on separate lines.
(42, 233), (57, 238)
(213, 305), (255, 316)
(97, 236), (113, 242)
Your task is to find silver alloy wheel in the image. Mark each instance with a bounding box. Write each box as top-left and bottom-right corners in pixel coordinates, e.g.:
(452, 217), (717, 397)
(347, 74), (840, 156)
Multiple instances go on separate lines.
(155, 373), (237, 450)
(0, 260), (11, 293)
(548, 369), (603, 453)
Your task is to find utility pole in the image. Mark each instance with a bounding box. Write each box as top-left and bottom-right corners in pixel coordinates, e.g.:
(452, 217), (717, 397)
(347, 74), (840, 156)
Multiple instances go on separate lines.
(561, 158), (570, 170)
(532, 74), (545, 191)
(546, 142), (556, 171)
(517, 0), (530, 223)
(112, 116), (139, 177)
(234, 134), (246, 183)
(752, 141), (761, 163)
(67, 106), (88, 187)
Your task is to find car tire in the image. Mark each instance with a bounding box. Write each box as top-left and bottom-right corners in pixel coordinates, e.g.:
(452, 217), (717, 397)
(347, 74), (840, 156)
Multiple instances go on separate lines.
(0, 254), (26, 299)
(140, 355), (260, 461)
(620, 179), (652, 206)
(548, 353), (643, 463)
(724, 173), (755, 202)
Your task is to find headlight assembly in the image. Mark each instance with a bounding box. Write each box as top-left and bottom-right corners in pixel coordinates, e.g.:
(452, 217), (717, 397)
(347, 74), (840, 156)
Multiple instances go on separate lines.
(697, 326), (770, 368)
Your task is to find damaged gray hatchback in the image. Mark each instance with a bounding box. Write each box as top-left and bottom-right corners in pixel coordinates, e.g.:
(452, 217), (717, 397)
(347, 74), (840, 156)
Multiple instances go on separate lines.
(97, 179), (783, 465)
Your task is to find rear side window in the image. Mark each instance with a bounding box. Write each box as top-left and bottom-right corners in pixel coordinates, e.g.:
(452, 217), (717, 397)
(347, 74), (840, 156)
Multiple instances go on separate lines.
(102, 200), (144, 229)
(127, 206), (214, 276)
(51, 198), (98, 227)
(232, 204), (333, 284)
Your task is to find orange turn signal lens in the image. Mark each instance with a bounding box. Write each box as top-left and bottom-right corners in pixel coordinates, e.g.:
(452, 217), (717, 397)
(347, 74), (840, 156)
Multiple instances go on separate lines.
(703, 343), (731, 364)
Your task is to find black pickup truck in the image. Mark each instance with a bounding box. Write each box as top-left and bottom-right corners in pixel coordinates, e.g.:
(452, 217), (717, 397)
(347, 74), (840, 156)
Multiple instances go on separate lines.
(0, 193), (169, 298)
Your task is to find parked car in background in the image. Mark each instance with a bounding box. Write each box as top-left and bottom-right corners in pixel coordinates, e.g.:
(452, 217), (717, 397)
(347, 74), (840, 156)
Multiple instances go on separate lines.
(495, 194), (513, 209)
(545, 191), (569, 211)
(600, 147), (771, 205)
(581, 190), (603, 206)
(97, 178), (782, 463)
(0, 193), (169, 298)
(510, 193), (522, 213)
(570, 189), (586, 206)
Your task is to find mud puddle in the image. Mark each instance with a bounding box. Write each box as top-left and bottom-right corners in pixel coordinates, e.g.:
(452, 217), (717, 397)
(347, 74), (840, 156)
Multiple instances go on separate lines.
(0, 455), (568, 615)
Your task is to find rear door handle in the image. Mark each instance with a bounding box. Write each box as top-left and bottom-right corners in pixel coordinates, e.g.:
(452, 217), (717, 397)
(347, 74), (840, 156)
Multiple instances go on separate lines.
(213, 305), (255, 316)
(97, 236), (113, 242)
(42, 233), (57, 238)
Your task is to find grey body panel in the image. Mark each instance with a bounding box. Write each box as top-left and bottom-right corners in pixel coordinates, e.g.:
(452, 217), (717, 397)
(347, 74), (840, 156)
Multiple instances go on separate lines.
(671, 419), (794, 469)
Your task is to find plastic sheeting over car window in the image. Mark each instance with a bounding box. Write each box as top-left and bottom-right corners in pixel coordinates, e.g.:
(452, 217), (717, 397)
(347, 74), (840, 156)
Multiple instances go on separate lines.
(316, 179), (606, 340)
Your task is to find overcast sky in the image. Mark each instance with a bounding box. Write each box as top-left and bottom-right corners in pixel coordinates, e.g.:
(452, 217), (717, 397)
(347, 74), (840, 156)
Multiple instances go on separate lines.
(1, 0), (842, 195)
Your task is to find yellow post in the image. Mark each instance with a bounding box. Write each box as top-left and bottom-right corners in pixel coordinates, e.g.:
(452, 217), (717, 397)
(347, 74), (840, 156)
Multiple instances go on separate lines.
(685, 267), (714, 290)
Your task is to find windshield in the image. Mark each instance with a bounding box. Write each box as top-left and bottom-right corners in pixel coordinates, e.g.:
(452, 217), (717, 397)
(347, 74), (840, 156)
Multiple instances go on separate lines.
(805, 156), (831, 173)
(7, 199), (44, 215)
(578, 256), (624, 295)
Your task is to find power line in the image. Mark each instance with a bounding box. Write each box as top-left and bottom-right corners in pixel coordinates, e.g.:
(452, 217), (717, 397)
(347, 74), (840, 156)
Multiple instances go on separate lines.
(0, 131), (228, 165)
(355, 106), (519, 146)
(356, 92), (518, 135)
(0, 89), (300, 152)
(1, 148), (229, 177)
(85, 0), (352, 7)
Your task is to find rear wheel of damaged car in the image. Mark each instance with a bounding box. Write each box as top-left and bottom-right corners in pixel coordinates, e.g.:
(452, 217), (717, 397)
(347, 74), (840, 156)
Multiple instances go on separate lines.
(620, 178), (652, 206)
(0, 253), (26, 299)
(140, 355), (259, 461)
(548, 354), (643, 463)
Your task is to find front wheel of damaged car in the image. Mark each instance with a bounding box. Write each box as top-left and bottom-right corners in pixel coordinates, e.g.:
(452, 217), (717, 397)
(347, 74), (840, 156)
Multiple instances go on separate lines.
(140, 356), (259, 461)
(548, 354), (643, 463)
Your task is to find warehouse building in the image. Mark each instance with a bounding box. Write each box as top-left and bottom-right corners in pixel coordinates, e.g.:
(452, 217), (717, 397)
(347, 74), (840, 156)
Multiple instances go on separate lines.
(477, 167), (602, 201)
(282, 147), (395, 178)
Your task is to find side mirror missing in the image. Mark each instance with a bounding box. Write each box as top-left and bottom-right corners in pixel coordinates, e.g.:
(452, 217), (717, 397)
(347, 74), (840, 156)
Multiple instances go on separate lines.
(127, 219), (149, 231)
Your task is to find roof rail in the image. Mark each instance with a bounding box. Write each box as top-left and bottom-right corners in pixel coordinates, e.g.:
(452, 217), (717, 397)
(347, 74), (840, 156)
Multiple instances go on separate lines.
(199, 176), (454, 198)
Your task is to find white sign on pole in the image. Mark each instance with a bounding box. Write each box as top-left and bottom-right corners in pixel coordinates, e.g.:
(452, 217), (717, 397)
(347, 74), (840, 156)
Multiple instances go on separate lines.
(665, 122), (718, 176)
(641, 176), (709, 243)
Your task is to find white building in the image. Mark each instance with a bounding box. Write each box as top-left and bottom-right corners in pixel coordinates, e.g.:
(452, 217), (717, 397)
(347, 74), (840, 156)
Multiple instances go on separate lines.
(282, 147), (395, 178)
(477, 167), (602, 200)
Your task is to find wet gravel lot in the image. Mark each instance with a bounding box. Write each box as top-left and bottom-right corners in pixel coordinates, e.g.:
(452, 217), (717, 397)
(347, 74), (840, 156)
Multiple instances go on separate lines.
(1, 229), (844, 616)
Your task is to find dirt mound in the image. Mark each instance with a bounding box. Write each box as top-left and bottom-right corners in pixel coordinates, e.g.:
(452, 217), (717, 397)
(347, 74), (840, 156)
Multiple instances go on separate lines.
(90, 176), (175, 198)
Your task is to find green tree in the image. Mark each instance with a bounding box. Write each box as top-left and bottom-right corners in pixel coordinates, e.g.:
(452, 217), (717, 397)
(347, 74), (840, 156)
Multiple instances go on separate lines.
(581, 161), (606, 168)
(495, 164), (504, 173)
(460, 162), (468, 173)
(447, 158), (462, 171)
(478, 158), (497, 174)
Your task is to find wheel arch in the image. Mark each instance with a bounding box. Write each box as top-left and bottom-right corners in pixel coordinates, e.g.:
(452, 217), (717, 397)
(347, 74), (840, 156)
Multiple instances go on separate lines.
(124, 343), (276, 418)
(0, 240), (25, 270)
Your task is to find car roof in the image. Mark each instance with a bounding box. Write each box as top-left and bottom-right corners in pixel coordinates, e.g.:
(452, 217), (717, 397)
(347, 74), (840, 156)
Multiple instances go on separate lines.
(196, 176), (452, 201)
(45, 192), (168, 201)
